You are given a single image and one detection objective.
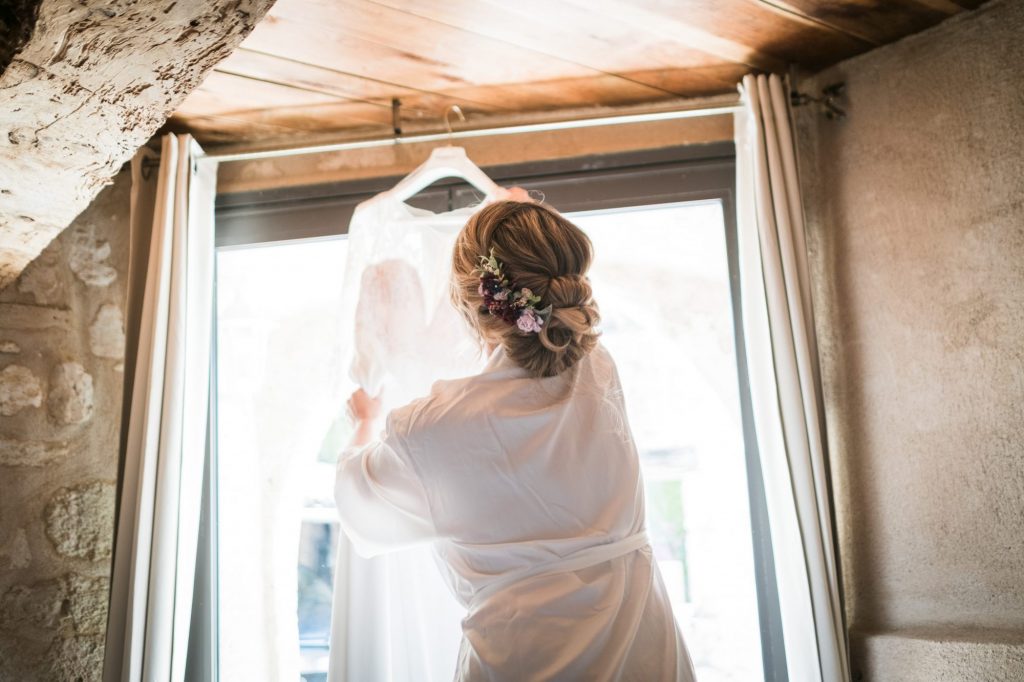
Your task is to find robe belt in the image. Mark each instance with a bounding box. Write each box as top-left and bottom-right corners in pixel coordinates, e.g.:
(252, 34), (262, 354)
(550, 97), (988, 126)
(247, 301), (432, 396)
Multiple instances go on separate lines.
(469, 530), (651, 608)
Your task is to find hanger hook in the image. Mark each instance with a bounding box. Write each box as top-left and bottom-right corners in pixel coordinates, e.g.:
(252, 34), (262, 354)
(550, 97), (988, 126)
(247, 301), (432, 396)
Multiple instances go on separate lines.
(444, 105), (465, 144)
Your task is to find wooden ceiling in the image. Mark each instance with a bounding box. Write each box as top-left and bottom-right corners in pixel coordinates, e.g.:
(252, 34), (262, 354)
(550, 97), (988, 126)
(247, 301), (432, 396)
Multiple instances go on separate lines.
(166, 0), (984, 147)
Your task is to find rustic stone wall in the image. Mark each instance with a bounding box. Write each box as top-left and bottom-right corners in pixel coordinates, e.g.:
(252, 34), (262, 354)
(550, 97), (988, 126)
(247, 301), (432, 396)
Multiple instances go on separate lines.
(0, 168), (130, 680)
(0, 0), (276, 291)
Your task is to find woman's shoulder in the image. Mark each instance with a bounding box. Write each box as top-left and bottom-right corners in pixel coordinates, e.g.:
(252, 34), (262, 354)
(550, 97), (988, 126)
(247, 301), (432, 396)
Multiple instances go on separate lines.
(389, 342), (618, 437)
(386, 372), (493, 439)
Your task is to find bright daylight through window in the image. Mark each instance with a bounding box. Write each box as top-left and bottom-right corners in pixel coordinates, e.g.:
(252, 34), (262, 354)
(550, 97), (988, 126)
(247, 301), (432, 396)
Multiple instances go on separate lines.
(214, 200), (762, 682)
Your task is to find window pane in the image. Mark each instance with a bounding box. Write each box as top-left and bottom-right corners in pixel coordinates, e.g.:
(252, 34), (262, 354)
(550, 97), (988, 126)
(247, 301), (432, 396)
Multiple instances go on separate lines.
(216, 238), (349, 681)
(570, 202), (764, 682)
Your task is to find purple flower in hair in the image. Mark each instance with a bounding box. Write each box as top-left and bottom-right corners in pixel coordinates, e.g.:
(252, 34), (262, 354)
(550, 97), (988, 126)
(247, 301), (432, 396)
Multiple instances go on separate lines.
(516, 307), (544, 333)
(474, 248), (550, 334)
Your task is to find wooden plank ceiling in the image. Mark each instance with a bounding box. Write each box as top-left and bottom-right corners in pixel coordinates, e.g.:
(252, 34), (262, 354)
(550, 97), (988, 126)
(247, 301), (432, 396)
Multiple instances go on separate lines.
(165, 0), (983, 147)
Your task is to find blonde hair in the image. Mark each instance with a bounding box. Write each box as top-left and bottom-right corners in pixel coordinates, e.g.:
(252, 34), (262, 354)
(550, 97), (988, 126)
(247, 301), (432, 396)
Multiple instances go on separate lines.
(451, 200), (601, 378)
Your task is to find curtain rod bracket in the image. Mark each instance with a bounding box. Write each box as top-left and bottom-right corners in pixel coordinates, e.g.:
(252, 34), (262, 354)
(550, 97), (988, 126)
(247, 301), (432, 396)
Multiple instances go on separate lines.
(392, 98), (402, 136)
(140, 157), (160, 180)
(791, 82), (846, 121)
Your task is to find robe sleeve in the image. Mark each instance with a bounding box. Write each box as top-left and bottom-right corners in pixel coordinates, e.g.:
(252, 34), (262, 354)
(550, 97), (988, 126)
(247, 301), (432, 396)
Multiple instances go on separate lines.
(334, 408), (436, 558)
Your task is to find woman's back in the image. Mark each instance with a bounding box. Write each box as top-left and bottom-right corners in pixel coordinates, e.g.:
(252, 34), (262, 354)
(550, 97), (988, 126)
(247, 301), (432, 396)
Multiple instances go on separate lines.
(368, 343), (696, 680)
(398, 342), (641, 548)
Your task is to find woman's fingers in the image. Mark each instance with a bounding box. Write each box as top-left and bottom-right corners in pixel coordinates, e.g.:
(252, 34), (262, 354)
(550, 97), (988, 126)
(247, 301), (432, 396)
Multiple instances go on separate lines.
(504, 186), (532, 202)
(348, 388), (382, 421)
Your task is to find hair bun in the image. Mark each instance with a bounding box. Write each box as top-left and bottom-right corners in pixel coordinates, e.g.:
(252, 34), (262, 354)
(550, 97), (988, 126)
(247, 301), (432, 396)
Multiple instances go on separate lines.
(546, 273), (592, 308)
(451, 201), (602, 377)
(547, 273), (583, 286)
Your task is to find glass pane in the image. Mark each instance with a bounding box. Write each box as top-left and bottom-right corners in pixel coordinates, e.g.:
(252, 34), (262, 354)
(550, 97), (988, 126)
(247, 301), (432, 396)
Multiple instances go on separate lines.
(570, 201), (764, 682)
(216, 238), (350, 681)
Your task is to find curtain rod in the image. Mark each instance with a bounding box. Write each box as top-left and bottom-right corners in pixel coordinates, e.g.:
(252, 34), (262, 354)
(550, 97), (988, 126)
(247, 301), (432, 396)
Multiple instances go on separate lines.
(204, 102), (741, 165)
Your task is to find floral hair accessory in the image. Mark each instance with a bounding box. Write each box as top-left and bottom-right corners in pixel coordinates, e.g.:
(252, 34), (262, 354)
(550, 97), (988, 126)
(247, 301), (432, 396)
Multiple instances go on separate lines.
(475, 248), (552, 334)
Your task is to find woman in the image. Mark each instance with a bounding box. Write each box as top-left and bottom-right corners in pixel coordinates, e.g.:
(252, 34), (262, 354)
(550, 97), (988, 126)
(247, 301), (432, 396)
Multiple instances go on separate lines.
(336, 198), (697, 681)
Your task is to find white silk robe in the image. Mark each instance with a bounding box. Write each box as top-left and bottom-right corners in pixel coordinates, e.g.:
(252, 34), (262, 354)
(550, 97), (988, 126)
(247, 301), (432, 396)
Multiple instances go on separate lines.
(335, 342), (697, 681)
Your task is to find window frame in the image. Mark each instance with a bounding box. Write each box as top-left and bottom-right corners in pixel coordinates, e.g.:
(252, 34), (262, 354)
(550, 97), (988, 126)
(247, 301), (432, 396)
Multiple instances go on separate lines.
(193, 140), (788, 682)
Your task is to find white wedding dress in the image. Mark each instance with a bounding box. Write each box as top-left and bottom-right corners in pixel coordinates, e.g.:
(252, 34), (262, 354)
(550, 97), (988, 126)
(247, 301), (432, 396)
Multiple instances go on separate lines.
(331, 196), (696, 680)
(329, 198), (483, 681)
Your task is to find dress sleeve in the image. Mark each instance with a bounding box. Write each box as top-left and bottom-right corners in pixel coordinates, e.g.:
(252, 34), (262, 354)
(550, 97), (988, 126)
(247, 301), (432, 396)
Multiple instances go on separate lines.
(334, 408), (436, 558)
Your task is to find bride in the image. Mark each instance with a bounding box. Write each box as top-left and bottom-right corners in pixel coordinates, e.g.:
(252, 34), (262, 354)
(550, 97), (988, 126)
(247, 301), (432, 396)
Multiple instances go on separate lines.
(335, 194), (697, 681)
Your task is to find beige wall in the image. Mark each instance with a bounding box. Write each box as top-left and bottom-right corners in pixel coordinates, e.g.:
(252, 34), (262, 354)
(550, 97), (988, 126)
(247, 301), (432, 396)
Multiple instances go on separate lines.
(794, 0), (1024, 678)
(0, 170), (130, 680)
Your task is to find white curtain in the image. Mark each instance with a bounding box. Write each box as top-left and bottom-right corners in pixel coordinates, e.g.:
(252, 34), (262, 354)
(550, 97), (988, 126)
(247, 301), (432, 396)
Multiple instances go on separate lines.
(735, 73), (850, 682)
(104, 134), (217, 682)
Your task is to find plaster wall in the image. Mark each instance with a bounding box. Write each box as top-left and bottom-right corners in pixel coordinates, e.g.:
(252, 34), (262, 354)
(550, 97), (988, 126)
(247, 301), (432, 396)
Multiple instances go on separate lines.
(0, 170), (130, 680)
(793, 0), (1024, 678)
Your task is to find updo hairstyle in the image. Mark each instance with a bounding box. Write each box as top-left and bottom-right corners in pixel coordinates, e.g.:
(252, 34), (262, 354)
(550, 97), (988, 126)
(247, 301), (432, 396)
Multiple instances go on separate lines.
(451, 200), (601, 378)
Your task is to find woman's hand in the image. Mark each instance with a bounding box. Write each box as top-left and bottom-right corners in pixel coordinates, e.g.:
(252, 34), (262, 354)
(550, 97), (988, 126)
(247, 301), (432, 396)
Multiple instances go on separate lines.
(347, 388), (382, 424)
(500, 186), (533, 202)
(346, 388), (382, 449)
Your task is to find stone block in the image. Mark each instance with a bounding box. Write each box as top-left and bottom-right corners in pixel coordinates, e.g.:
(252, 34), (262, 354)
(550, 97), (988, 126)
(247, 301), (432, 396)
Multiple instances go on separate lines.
(44, 481), (114, 561)
(64, 574), (108, 636)
(47, 635), (104, 682)
(0, 528), (31, 569)
(0, 439), (70, 466)
(0, 580), (62, 631)
(0, 302), (71, 330)
(47, 362), (94, 425)
(67, 224), (117, 288)
(0, 363), (42, 415)
(0, 573), (108, 635)
(0, 0), (279, 289)
(17, 260), (64, 305)
(88, 303), (125, 359)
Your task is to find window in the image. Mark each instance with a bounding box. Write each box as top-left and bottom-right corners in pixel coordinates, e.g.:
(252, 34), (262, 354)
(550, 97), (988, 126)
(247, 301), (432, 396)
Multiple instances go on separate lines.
(213, 239), (351, 681)
(194, 142), (786, 681)
(571, 202), (763, 681)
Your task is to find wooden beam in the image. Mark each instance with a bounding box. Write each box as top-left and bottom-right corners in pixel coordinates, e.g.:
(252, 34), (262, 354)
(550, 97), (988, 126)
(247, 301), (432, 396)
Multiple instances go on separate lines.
(241, 0), (675, 100)
(590, 0), (872, 70)
(943, 0), (986, 8)
(757, 0), (962, 46)
(217, 48), (505, 117)
(173, 66), (740, 146)
(560, 0), (789, 72)
(175, 71), (357, 118)
(366, 0), (736, 95)
(901, 0), (964, 14)
(0, 0), (277, 290)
